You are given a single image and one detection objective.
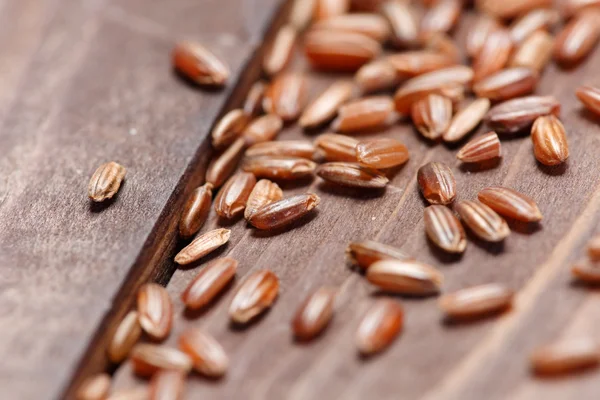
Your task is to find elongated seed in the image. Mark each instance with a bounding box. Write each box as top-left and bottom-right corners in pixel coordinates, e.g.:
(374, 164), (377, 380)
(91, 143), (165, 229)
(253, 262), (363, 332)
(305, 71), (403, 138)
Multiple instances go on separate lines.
(214, 172), (256, 219)
(299, 81), (354, 128)
(456, 131), (501, 163)
(289, 0), (316, 30)
(244, 80), (266, 117)
(485, 95), (560, 134)
(246, 140), (315, 160)
(130, 344), (192, 378)
(316, 162), (389, 188)
(424, 205), (466, 253)
(172, 42), (229, 86)
(356, 137), (409, 169)
(444, 98), (490, 143)
(181, 257), (238, 310)
(356, 299), (403, 355)
(293, 286), (337, 341)
(473, 67), (539, 102)
(354, 60), (399, 94)
(205, 137), (246, 188)
(179, 183), (213, 239)
(312, 13), (390, 42)
(346, 240), (410, 269)
(554, 10), (600, 66)
(243, 114), (284, 146)
(420, 0), (461, 38)
(149, 370), (185, 400)
(314, 132), (359, 162)
(263, 25), (296, 77)
(588, 236), (600, 261)
(108, 310), (142, 363)
(576, 85), (600, 116)
(332, 96), (396, 133)
(248, 193), (320, 230)
(467, 15), (501, 58)
(572, 260), (600, 284)
(304, 30), (381, 72)
(381, 1), (419, 48)
(211, 109), (250, 149)
(263, 73), (308, 122)
(179, 328), (229, 377)
(411, 94), (453, 140)
(386, 51), (457, 80)
(174, 228), (232, 265)
(314, 0), (349, 20)
(478, 186), (542, 222)
(472, 29), (513, 82)
(242, 156), (317, 180)
(394, 66), (473, 114)
(531, 115), (569, 166)
(137, 283), (173, 341)
(510, 31), (554, 72)
(229, 270), (279, 323)
(76, 373), (111, 400)
(509, 9), (558, 45)
(530, 339), (600, 375)
(88, 161), (126, 202)
(366, 259), (443, 295)
(417, 162), (456, 205)
(439, 284), (514, 320)
(244, 179), (284, 220)
(476, 0), (552, 19)
(455, 200), (510, 242)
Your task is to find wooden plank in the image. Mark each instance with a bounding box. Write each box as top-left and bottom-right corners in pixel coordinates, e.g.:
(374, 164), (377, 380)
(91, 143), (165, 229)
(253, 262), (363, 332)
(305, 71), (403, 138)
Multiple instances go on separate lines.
(5, 0), (600, 398)
(108, 9), (600, 400)
(0, 0), (283, 398)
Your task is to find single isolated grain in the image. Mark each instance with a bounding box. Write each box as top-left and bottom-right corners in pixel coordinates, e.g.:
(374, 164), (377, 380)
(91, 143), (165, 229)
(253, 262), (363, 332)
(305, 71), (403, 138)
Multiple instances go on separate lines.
(456, 132), (501, 163)
(181, 257), (238, 310)
(248, 193), (320, 230)
(172, 41), (229, 86)
(530, 338), (600, 375)
(417, 162), (456, 205)
(178, 328), (229, 377)
(439, 283), (514, 320)
(356, 299), (403, 355)
(292, 286), (337, 341)
(477, 186), (542, 222)
(455, 200), (510, 242)
(137, 283), (173, 341)
(88, 161), (126, 202)
(174, 228), (231, 265)
(366, 259), (443, 295)
(229, 270), (279, 324)
(346, 240), (411, 269)
(424, 205), (467, 254)
(356, 137), (409, 169)
(107, 310), (142, 363)
(179, 183), (213, 239)
(130, 344), (192, 378)
(316, 162), (389, 188)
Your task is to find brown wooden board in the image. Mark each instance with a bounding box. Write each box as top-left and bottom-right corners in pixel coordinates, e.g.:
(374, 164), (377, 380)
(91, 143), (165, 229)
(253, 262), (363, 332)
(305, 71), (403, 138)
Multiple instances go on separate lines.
(0, 0), (284, 398)
(4, 0), (600, 399)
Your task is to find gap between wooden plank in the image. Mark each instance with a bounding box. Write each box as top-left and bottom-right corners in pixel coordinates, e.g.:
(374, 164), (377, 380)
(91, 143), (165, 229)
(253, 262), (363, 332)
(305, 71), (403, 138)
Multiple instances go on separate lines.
(60, 0), (293, 398)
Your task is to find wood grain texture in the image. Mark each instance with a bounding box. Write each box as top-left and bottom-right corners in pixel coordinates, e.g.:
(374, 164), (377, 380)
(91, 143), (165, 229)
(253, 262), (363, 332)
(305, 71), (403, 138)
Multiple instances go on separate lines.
(4, 2), (600, 400)
(0, 0), (283, 398)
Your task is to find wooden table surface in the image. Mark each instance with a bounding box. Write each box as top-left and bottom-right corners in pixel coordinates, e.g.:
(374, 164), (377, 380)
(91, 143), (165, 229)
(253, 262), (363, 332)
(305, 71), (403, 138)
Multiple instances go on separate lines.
(3, 0), (600, 399)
